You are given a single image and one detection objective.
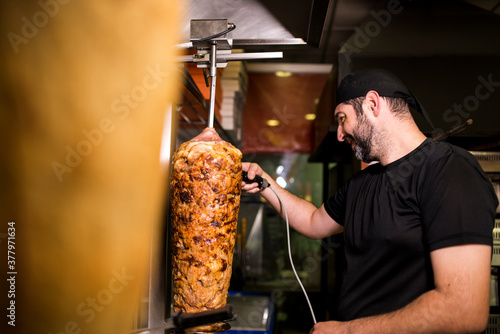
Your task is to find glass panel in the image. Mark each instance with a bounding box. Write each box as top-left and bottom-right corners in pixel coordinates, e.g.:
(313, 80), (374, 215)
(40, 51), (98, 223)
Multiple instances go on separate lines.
(231, 153), (324, 293)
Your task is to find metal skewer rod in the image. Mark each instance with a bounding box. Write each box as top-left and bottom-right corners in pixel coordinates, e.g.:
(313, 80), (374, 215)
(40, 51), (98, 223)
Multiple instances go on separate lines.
(208, 41), (217, 128)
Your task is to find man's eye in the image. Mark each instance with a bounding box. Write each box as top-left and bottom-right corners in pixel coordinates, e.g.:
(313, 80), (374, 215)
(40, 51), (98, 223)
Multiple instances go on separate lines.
(338, 116), (345, 123)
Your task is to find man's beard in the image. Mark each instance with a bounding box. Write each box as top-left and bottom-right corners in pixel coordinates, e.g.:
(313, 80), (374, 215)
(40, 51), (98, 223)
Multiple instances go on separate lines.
(351, 113), (376, 163)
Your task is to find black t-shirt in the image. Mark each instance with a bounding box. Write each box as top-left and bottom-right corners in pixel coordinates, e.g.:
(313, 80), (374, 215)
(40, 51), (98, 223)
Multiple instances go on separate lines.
(324, 139), (499, 321)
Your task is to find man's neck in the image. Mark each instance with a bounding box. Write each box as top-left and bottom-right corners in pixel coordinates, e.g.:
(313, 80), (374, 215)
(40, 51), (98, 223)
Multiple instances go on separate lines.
(378, 126), (427, 166)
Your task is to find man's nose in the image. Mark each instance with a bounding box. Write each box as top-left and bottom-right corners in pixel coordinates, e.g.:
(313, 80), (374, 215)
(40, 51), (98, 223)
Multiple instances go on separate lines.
(337, 124), (345, 142)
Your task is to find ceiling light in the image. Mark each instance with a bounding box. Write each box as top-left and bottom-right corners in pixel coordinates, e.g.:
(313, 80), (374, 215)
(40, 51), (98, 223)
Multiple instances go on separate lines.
(266, 119), (280, 127)
(275, 71), (292, 78)
(305, 113), (316, 121)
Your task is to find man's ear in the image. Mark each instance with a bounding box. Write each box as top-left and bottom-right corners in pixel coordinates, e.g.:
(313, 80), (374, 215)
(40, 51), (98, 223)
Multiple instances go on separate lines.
(364, 90), (381, 117)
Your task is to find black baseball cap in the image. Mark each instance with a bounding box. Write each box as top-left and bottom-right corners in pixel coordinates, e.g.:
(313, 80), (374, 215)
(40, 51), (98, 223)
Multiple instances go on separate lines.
(336, 69), (434, 128)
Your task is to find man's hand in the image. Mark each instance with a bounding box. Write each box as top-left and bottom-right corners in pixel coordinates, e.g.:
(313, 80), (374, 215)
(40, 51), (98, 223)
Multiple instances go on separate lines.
(241, 162), (266, 193)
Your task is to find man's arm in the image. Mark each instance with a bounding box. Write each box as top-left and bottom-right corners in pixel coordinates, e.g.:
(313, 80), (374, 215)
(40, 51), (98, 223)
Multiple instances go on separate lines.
(312, 243), (492, 334)
(242, 162), (343, 239)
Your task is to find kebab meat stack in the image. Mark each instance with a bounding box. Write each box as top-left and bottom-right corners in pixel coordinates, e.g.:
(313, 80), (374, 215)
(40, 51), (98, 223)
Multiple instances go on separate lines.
(170, 127), (242, 332)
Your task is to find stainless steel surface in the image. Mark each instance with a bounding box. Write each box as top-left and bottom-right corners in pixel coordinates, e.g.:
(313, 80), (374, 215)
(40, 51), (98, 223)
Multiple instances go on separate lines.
(226, 294), (273, 332)
(182, 0), (298, 42)
(179, 0), (377, 63)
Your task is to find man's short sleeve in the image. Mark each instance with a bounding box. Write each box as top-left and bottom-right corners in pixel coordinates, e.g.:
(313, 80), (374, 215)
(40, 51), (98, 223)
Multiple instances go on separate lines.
(420, 151), (497, 251)
(324, 180), (349, 226)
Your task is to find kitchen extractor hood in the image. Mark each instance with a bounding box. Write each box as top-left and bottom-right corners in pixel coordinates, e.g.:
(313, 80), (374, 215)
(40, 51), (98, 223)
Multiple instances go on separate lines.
(180, 0), (332, 49)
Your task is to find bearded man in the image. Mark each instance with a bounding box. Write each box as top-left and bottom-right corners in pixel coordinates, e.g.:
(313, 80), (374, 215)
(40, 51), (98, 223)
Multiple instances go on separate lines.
(242, 69), (498, 333)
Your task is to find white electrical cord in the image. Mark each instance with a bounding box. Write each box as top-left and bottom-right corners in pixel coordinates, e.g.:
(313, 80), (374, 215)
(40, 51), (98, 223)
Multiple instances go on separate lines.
(268, 185), (317, 324)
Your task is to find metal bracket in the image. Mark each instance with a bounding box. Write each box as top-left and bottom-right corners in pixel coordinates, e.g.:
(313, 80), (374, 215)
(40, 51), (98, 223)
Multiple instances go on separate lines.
(176, 19), (283, 129)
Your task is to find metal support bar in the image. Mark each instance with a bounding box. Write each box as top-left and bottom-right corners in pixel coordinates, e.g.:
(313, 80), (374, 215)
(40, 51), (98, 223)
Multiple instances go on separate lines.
(216, 51), (283, 62)
(175, 51), (283, 66)
(208, 42), (217, 128)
